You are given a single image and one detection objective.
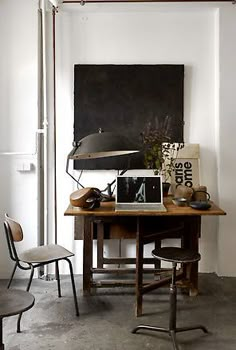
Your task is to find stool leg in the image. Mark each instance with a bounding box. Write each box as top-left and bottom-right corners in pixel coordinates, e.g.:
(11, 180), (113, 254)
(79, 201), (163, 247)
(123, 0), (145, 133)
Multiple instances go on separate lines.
(132, 256), (208, 348)
(0, 318), (5, 350)
(169, 263), (177, 331)
(170, 330), (179, 350)
(169, 263), (180, 350)
(176, 325), (208, 334)
(132, 324), (169, 334)
(154, 240), (161, 271)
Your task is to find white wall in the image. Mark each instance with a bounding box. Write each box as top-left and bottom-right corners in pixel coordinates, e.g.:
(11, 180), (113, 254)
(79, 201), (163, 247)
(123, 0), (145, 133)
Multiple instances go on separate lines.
(0, 0), (38, 278)
(217, 7), (236, 276)
(0, 1), (235, 278)
(56, 3), (220, 274)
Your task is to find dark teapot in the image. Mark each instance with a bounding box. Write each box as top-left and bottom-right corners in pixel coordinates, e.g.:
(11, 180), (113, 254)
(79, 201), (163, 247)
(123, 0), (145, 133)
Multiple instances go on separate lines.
(189, 190), (211, 210)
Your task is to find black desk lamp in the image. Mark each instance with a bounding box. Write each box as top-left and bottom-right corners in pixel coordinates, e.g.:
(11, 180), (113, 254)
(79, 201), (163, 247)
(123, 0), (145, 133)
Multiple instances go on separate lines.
(66, 129), (139, 198)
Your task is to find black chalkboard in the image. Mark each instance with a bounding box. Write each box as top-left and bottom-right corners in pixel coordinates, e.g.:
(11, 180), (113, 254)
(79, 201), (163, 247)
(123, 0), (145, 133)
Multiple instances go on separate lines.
(74, 64), (184, 170)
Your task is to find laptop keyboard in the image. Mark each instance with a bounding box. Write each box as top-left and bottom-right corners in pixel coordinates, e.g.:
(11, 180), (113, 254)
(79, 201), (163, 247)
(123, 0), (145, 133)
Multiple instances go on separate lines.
(115, 204), (167, 212)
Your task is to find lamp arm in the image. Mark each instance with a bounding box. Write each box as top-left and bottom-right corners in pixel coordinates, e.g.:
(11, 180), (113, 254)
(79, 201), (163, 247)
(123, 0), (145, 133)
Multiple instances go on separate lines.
(66, 157), (84, 188)
(101, 168), (128, 197)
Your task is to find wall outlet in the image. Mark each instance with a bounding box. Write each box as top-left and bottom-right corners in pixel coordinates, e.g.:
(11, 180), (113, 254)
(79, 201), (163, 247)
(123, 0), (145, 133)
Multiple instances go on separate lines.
(16, 162), (33, 172)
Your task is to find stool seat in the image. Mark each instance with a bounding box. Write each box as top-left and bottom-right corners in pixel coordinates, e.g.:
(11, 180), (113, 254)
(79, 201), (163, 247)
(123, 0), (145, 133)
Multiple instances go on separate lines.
(152, 247), (201, 264)
(0, 289), (35, 350)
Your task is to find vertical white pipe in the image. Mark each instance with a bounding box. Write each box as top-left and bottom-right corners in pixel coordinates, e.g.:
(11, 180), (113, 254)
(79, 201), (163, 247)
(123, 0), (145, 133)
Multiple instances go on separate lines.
(48, 0), (59, 7)
(52, 7), (58, 244)
(41, 0), (49, 252)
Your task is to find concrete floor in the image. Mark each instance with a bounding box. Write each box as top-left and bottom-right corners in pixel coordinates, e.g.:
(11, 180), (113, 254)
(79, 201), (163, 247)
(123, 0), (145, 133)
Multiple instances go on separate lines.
(1, 273), (236, 350)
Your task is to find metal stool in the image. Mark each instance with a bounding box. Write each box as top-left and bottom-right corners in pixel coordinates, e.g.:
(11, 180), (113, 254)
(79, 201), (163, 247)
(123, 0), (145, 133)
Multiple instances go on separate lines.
(0, 289), (35, 350)
(132, 247), (208, 350)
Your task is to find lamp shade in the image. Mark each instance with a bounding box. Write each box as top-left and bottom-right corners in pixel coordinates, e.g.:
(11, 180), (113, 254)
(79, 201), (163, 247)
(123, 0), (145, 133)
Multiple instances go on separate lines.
(68, 131), (139, 160)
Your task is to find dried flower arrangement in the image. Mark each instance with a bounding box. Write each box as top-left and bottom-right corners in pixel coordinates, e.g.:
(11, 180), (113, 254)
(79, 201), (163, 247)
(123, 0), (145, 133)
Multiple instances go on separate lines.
(141, 116), (184, 184)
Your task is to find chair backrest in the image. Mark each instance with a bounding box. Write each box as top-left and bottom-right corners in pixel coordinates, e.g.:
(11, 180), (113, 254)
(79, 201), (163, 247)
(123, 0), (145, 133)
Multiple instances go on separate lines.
(4, 214), (23, 263)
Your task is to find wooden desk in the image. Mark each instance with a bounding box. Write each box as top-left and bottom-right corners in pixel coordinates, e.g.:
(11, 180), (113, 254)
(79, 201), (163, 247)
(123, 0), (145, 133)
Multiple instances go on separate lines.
(65, 197), (225, 316)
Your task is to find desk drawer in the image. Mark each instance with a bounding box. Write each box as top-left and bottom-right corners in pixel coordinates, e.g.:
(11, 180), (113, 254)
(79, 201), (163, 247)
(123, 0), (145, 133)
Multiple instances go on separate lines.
(74, 216), (185, 240)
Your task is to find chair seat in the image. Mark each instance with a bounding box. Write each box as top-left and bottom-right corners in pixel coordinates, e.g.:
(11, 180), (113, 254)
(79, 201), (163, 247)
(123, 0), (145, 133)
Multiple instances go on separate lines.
(19, 244), (74, 264)
(152, 247), (200, 264)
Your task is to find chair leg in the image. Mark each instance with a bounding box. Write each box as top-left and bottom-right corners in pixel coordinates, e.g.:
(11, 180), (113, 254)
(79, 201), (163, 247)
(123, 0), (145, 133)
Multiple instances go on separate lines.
(26, 265), (35, 292)
(64, 258), (79, 316)
(7, 262), (17, 289)
(17, 265), (34, 333)
(55, 261), (61, 298)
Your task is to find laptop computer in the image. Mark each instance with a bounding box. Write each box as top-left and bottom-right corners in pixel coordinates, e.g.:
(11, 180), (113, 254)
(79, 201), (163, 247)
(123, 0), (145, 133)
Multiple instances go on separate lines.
(115, 175), (167, 212)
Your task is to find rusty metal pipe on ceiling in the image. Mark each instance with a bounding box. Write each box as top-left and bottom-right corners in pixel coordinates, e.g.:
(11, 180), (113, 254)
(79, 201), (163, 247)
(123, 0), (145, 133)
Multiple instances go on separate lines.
(62, 0), (233, 3)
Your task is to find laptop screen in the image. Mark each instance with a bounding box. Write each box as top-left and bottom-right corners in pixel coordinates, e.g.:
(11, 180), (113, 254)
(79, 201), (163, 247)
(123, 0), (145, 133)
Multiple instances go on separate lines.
(116, 176), (163, 204)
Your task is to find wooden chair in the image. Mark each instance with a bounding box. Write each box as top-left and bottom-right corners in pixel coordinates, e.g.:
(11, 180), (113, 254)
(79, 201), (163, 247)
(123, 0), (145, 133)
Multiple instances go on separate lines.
(3, 214), (79, 332)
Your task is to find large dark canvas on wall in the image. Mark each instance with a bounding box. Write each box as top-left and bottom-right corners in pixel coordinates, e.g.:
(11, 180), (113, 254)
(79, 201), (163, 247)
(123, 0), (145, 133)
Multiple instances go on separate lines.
(74, 64), (184, 170)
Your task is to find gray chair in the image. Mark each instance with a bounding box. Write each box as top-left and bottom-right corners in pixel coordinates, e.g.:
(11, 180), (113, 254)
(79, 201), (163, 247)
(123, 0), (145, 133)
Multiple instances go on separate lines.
(3, 214), (79, 332)
(132, 247), (208, 350)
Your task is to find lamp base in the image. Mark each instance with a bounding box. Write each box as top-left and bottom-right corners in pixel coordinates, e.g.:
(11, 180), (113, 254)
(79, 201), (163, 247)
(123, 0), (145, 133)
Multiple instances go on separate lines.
(101, 194), (115, 202)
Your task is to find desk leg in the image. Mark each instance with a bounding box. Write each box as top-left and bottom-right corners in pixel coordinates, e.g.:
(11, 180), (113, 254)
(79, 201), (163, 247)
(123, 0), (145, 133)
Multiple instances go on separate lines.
(83, 217), (93, 295)
(183, 216), (201, 296)
(97, 221), (104, 269)
(0, 318), (4, 350)
(136, 217), (144, 317)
